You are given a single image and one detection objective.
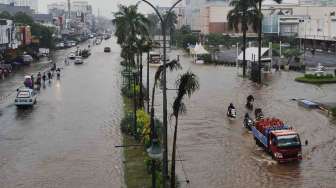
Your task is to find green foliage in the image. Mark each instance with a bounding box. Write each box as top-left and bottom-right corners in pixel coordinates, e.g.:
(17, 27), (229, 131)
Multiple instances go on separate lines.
(331, 107), (336, 117)
(304, 74), (334, 79)
(31, 23), (55, 48)
(0, 11), (12, 19)
(121, 112), (134, 134)
(199, 54), (212, 63)
(121, 84), (140, 98)
(136, 109), (150, 146)
(14, 12), (34, 25)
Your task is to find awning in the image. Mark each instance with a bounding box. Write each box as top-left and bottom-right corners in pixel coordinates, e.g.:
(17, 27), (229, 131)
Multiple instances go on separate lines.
(189, 43), (209, 55)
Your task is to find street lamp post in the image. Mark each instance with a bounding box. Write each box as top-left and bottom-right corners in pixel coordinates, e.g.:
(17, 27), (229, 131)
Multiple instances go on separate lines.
(139, 1), (183, 187)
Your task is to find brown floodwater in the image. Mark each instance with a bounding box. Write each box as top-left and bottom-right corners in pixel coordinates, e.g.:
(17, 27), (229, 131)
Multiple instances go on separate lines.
(0, 37), (335, 188)
(157, 51), (336, 188)
(0, 39), (124, 188)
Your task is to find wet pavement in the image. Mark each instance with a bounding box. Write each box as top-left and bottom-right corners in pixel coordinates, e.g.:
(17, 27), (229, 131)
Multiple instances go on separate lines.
(0, 39), (124, 188)
(0, 37), (335, 188)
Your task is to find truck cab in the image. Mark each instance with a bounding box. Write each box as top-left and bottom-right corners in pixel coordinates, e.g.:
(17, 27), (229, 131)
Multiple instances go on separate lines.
(252, 118), (303, 163)
(268, 130), (302, 162)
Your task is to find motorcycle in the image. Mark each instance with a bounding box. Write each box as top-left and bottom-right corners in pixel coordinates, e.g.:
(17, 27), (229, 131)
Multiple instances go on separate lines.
(246, 101), (253, 110)
(56, 70), (60, 79)
(227, 108), (237, 120)
(255, 108), (264, 120)
(243, 113), (254, 130)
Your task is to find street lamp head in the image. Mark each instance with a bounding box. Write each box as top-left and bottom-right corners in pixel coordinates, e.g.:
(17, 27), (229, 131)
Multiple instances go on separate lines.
(147, 138), (162, 160)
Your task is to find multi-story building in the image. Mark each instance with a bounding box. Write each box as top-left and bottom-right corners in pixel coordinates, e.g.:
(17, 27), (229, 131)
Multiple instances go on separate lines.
(6, 0), (38, 12)
(0, 3), (33, 16)
(0, 19), (20, 51)
(185, 0), (232, 32)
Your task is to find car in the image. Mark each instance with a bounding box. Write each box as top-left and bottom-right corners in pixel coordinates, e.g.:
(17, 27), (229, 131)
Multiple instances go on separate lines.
(68, 52), (76, 60)
(104, 47), (111, 53)
(74, 56), (84, 64)
(15, 88), (37, 107)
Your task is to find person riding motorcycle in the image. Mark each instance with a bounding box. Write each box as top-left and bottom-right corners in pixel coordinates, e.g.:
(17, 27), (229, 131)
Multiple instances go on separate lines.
(56, 68), (61, 78)
(227, 103), (236, 117)
(246, 95), (254, 110)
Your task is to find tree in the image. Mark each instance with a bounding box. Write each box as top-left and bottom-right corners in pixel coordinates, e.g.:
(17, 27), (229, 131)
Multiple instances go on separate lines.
(149, 60), (181, 154)
(147, 13), (160, 36)
(228, 0), (258, 77)
(113, 5), (150, 46)
(13, 12), (34, 25)
(31, 23), (55, 48)
(0, 11), (12, 19)
(170, 72), (199, 188)
(163, 12), (178, 45)
(256, 0), (282, 83)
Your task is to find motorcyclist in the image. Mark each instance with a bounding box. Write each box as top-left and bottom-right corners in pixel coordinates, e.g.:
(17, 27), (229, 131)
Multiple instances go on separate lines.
(227, 103), (236, 117)
(56, 68), (61, 78)
(247, 95), (254, 103)
(246, 95), (254, 109)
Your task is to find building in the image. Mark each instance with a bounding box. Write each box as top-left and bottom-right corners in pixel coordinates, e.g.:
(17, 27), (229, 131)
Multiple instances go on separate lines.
(32, 14), (54, 26)
(0, 19), (19, 51)
(16, 25), (31, 46)
(6, 0), (38, 12)
(157, 6), (186, 29)
(185, 0), (232, 32)
(262, 4), (336, 42)
(0, 3), (33, 15)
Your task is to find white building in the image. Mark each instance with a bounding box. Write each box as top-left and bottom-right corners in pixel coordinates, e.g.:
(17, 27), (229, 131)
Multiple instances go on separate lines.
(7, 0), (38, 12)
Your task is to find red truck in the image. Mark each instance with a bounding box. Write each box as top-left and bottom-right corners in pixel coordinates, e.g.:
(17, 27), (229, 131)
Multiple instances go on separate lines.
(252, 118), (303, 162)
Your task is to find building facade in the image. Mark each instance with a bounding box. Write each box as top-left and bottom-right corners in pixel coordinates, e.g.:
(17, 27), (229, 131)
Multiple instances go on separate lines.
(185, 0), (232, 32)
(6, 0), (38, 12)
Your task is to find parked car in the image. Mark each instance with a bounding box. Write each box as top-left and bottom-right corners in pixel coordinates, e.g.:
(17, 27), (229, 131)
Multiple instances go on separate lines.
(14, 88), (37, 107)
(104, 47), (111, 53)
(55, 42), (65, 49)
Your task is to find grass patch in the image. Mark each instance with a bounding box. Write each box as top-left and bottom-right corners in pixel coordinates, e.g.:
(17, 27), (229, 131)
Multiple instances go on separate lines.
(123, 134), (151, 188)
(121, 96), (152, 188)
(295, 76), (336, 84)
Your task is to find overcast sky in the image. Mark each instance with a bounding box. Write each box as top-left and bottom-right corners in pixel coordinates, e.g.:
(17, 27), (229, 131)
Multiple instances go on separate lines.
(39, 0), (299, 18)
(38, 0), (176, 18)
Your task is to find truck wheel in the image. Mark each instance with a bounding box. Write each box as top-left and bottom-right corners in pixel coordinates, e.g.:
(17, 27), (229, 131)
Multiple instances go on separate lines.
(255, 138), (262, 147)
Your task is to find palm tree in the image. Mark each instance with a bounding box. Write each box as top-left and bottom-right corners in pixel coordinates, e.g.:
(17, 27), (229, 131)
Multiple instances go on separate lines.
(256, 0), (282, 83)
(149, 60), (182, 137)
(170, 72), (199, 188)
(142, 39), (159, 113)
(113, 5), (150, 46)
(228, 0), (258, 77)
(163, 12), (178, 46)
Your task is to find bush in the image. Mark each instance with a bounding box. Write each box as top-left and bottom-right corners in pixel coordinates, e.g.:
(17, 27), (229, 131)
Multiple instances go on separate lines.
(121, 84), (140, 98)
(304, 74), (335, 79)
(136, 109), (151, 146)
(331, 107), (336, 117)
(120, 112), (134, 134)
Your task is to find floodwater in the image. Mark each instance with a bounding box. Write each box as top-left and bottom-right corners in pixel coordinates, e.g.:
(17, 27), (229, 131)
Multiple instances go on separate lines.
(0, 37), (335, 188)
(0, 39), (124, 188)
(159, 51), (336, 188)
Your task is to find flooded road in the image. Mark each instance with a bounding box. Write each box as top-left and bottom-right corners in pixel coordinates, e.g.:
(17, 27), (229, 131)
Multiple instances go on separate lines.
(0, 36), (335, 188)
(0, 39), (124, 187)
(155, 51), (336, 188)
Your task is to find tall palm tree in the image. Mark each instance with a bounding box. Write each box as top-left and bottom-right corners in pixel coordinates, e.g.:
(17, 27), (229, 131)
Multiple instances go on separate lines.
(150, 61), (182, 139)
(170, 72), (199, 188)
(256, 0), (282, 83)
(142, 39), (159, 113)
(163, 12), (178, 46)
(113, 5), (150, 46)
(228, 0), (258, 77)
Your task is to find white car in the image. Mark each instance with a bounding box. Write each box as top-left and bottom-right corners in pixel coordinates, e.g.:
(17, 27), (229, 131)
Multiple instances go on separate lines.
(15, 88), (37, 107)
(74, 56), (84, 64)
(68, 52), (76, 60)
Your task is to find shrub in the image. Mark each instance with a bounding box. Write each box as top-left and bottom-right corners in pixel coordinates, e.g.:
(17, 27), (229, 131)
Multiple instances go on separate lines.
(120, 112), (134, 134)
(121, 84), (140, 98)
(304, 74), (335, 79)
(136, 109), (151, 146)
(331, 107), (336, 117)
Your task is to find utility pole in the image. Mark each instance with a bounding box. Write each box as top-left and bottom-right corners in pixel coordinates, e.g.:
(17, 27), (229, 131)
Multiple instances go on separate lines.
(67, 0), (71, 20)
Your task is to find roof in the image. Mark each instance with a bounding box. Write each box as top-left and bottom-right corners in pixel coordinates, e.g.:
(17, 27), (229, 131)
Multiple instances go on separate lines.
(190, 43), (209, 55)
(272, 130), (298, 136)
(32, 14), (53, 23)
(237, 47), (270, 61)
